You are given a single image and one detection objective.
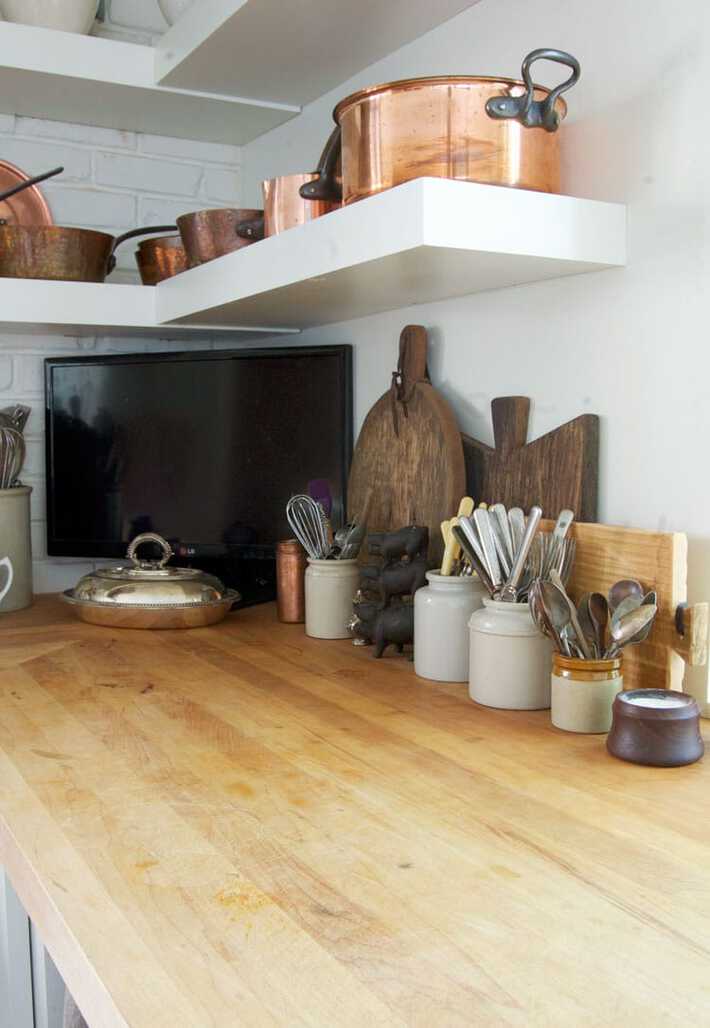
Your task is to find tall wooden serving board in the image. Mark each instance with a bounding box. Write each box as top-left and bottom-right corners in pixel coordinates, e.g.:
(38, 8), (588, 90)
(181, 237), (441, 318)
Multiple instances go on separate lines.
(547, 519), (708, 692)
(464, 396), (599, 521)
(347, 326), (465, 564)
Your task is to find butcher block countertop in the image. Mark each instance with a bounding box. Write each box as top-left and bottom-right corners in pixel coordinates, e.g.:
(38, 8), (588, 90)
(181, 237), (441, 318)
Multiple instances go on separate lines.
(1, 597), (710, 1027)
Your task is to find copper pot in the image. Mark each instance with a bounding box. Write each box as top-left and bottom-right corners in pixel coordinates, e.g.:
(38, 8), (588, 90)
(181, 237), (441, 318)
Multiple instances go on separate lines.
(0, 223), (177, 282)
(263, 173), (338, 237)
(301, 48), (580, 206)
(177, 208), (263, 267)
(135, 234), (188, 286)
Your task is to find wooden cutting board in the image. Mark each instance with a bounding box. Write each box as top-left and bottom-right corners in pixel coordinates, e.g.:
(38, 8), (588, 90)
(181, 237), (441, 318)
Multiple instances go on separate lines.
(463, 396), (599, 521)
(546, 518), (708, 692)
(348, 325), (465, 563)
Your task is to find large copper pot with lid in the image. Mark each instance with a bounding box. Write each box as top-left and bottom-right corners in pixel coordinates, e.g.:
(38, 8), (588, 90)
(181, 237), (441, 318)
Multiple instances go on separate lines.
(301, 48), (580, 206)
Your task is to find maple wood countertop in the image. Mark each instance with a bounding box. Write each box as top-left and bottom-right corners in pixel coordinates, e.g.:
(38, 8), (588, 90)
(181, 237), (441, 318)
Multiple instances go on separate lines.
(0, 596), (709, 1027)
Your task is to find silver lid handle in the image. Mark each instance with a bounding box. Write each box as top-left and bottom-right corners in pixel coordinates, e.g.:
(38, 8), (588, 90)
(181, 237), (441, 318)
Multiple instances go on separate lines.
(127, 533), (173, 569)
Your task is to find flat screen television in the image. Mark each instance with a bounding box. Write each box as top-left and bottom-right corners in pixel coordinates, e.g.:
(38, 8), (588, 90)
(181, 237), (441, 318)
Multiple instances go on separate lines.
(45, 345), (352, 605)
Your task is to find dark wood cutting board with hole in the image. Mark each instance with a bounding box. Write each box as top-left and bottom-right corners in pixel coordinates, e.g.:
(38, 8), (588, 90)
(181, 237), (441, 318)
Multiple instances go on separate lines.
(347, 325), (465, 564)
(463, 396), (599, 521)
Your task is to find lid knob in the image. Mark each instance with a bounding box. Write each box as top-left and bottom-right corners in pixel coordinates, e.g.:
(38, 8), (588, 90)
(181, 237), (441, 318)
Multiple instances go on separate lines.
(126, 532), (173, 570)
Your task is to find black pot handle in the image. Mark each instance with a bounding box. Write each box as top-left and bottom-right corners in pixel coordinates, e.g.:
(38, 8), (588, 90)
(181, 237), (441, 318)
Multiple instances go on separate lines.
(299, 125), (343, 203)
(486, 48), (580, 132)
(236, 213), (265, 241)
(108, 224), (177, 274)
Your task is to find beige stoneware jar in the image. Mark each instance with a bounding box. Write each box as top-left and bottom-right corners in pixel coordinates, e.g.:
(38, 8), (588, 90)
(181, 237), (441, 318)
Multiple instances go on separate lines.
(551, 654), (623, 733)
(414, 570), (487, 682)
(0, 486), (32, 612)
(468, 599), (552, 709)
(305, 558), (359, 639)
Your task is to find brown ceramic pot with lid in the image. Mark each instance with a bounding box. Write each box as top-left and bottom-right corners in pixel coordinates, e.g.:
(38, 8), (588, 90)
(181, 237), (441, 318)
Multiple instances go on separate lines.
(300, 48), (580, 206)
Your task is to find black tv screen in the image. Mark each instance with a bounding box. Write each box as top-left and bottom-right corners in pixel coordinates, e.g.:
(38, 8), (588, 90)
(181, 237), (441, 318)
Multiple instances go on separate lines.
(45, 346), (352, 560)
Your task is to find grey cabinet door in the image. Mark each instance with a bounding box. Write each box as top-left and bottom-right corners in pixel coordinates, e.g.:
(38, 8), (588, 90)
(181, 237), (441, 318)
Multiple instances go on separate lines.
(0, 867), (34, 1028)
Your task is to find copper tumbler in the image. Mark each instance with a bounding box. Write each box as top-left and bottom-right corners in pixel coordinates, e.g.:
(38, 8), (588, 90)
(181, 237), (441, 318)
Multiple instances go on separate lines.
(276, 539), (307, 623)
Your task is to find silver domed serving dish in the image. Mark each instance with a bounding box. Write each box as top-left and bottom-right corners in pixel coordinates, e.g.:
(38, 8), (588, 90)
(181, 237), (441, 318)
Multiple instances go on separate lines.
(62, 533), (240, 629)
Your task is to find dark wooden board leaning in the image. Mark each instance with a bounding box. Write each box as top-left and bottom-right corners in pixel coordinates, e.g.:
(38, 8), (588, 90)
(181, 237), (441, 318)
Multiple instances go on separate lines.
(462, 396), (599, 521)
(347, 326), (465, 564)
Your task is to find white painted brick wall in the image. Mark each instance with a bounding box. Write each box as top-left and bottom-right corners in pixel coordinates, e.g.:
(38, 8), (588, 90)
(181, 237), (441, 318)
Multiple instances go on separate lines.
(0, 109), (244, 594)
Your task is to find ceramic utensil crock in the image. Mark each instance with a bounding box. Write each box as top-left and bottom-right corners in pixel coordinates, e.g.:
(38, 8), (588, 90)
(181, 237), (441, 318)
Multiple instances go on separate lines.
(607, 689), (704, 766)
(0, 485), (32, 612)
(551, 654), (622, 733)
(414, 570), (486, 682)
(469, 599), (552, 709)
(305, 558), (359, 639)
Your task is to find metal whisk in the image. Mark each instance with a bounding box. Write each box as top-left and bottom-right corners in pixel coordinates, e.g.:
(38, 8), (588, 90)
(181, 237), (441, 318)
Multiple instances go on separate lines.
(0, 427), (25, 489)
(286, 494), (330, 559)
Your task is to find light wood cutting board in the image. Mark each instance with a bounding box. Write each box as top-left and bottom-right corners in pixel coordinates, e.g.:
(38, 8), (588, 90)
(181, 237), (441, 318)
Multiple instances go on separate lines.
(545, 519), (708, 692)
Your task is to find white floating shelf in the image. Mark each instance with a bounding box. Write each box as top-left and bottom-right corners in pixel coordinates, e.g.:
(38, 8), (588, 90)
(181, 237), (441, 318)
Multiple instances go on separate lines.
(156, 179), (627, 330)
(0, 280), (297, 339)
(0, 22), (298, 145)
(156, 0), (479, 105)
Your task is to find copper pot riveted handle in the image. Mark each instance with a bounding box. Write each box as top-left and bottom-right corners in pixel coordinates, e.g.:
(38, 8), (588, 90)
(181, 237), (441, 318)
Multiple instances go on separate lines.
(299, 125), (343, 203)
(127, 533), (174, 568)
(236, 213), (265, 241)
(486, 48), (580, 132)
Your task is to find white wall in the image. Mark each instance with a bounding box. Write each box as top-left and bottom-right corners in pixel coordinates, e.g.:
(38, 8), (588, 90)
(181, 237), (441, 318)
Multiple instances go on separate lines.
(241, 0), (710, 706)
(0, 112), (242, 592)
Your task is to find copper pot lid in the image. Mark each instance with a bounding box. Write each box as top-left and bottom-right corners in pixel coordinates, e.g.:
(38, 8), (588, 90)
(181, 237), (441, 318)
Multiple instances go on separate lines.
(0, 160), (54, 226)
(66, 533), (235, 608)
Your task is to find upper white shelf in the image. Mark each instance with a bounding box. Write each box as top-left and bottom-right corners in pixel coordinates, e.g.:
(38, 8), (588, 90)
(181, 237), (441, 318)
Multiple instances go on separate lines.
(156, 178), (627, 330)
(0, 21), (298, 145)
(0, 3), (479, 145)
(155, 0), (479, 105)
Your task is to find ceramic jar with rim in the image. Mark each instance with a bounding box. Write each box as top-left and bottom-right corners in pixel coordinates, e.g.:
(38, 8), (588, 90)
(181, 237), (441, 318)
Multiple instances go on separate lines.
(468, 599), (552, 709)
(0, 486), (32, 612)
(305, 558), (359, 639)
(551, 654), (623, 733)
(414, 571), (487, 682)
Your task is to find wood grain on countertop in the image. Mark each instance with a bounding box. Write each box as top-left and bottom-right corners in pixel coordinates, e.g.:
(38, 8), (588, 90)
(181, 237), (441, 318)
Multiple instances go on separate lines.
(1, 596), (709, 1027)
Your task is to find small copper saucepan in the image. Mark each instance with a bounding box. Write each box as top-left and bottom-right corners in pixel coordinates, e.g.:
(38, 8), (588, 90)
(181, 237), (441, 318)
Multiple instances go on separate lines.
(0, 223), (177, 283)
(262, 173), (339, 237)
(176, 208), (263, 267)
(135, 234), (188, 286)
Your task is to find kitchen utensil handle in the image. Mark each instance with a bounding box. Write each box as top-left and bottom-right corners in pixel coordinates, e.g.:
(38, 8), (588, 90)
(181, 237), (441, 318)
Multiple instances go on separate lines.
(108, 224), (178, 275)
(127, 532), (173, 568)
(236, 213), (265, 241)
(0, 165), (63, 206)
(501, 505), (541, 600)
(485, 48), (581, 132)
(112, 225), (178, 251)
(299, 125), (342, 203)
(491, 397), (529, 454)
(473, 508), (502, 588)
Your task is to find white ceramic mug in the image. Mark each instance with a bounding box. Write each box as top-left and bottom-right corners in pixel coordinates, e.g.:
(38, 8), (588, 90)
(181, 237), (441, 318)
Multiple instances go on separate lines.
(0, 556), (14, 606)
(0, 1), (100, 34)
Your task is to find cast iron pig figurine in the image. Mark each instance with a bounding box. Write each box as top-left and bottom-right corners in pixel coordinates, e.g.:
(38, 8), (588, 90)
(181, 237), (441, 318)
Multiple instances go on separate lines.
(359, 555), (428, 607)
(373, 603), (414, 658)
(367, 524), (429, 563)
(348, 598), (379, 645)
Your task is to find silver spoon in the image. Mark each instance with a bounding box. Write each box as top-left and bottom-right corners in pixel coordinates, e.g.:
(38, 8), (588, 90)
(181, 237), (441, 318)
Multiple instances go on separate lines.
(539, 579), (576, 655)
(576, 593), (599, 658)
(549, 569), (593, 659)
(608, 578), (644, 612)
(606, 604), (658, 657)
(588, 592), (609, 659)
